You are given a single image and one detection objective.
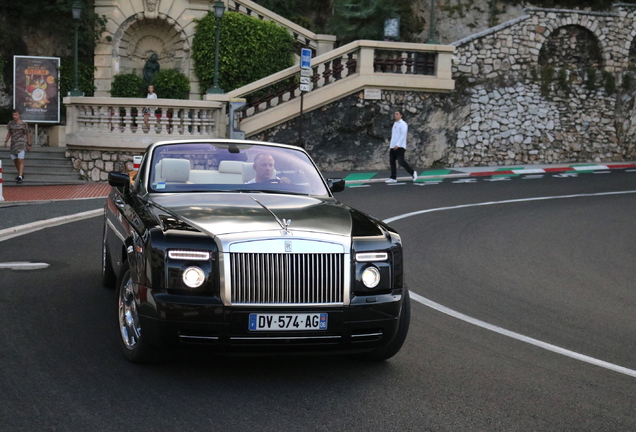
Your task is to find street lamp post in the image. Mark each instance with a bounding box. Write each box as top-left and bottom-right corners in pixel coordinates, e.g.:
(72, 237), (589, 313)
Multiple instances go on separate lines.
(69, 1), (84, 96)
(427, 0), (439, 44)
(207, 0), (225, 94)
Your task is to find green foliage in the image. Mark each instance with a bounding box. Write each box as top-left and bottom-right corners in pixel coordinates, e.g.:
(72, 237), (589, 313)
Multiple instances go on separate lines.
(252, 0), (324, 31)
(622, 72), (635, 92)
(110, 73), (145, 98)
(585, 68), (597, 91)
(0, 106), (12, 124)
(557, 68), (570, 94)
(1, 1), (107, 62)
(59, 57), (96, 97)
(152, 69), (190, 99)
(192, 12), (294, 94)
(540, 65), (554, 97)
(327, 0), (398, 44)
(602, 70), (616, 94)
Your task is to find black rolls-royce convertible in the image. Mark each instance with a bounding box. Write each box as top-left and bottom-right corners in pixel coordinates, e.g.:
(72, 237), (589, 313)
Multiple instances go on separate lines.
(103, 139), (410, 363)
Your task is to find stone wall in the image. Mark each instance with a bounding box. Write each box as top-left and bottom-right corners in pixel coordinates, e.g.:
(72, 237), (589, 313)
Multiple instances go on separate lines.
(66, 149), (139, 181)
(262, 4), (636, 171)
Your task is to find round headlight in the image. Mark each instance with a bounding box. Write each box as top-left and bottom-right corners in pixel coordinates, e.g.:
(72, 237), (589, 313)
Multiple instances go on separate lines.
(361, 266), (381, 288)
(183, 266), (205, 288)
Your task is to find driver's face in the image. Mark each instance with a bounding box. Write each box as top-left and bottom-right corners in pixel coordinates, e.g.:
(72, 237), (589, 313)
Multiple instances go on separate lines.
(254, 155), (275, 182)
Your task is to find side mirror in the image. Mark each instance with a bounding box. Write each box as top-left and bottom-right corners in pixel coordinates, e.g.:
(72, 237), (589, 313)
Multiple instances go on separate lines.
(108, 172), (131, 194)
(327, 178), (345, 193)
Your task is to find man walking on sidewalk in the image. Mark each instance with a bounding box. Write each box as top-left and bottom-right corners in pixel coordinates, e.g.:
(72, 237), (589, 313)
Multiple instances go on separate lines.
(386, 110), (417, 183)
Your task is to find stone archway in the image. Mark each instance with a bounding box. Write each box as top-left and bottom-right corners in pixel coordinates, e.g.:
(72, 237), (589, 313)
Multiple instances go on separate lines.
(538, 24), (603, 69)
(94, 1), (211, 98)
(113, 14), (190, 78)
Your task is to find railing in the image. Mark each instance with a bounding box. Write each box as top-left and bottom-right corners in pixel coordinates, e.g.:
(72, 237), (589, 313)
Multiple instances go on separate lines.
(226, 0), (336, 56)
(64, 97), (227, 149)
(225, 40), (455, 136)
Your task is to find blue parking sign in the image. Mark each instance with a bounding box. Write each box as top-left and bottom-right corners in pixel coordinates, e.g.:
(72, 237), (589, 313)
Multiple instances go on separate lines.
(301, 48), (312, 69)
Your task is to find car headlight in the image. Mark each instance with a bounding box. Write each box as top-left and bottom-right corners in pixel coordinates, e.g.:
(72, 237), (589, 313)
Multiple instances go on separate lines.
(182, 266), (206, 288)
(361, 266), (381, 288)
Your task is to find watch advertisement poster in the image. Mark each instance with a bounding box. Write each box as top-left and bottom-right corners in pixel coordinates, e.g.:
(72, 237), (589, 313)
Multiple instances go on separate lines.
(13, 56), (60, 123)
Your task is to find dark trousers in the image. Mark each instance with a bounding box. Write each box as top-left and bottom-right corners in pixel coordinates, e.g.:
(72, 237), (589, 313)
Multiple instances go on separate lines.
(389, 147), (414, 179)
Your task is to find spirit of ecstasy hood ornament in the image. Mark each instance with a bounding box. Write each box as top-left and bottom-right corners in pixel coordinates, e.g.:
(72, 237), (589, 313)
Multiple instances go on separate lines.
(251, 197), (292, 235)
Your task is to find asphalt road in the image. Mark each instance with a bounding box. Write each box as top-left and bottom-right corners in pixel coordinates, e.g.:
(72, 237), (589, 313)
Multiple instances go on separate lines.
(1, 170), (635, 431)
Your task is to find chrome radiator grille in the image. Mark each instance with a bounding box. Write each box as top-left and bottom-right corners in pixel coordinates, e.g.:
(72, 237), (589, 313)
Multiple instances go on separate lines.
(230, 253), (345, 305)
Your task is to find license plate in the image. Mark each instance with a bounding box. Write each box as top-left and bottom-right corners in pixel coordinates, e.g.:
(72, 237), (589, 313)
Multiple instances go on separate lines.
(248, 313), (328, 331)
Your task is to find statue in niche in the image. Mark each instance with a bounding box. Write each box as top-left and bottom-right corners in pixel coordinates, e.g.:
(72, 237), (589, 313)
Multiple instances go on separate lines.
(143, 53), (160, 84)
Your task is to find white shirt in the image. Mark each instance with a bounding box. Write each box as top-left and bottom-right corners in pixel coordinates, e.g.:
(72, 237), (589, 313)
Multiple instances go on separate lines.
(390, 119), (408, 149)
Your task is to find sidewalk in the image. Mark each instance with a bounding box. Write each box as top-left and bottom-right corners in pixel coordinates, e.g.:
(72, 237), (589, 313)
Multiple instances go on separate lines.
(1, 182), (111, 202)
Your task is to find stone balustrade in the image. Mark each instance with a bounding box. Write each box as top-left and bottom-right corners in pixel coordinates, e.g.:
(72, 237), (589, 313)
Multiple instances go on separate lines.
(63, 97), (227, 149)
(63, 97), (227, 181)
(224, 40), (455, 137)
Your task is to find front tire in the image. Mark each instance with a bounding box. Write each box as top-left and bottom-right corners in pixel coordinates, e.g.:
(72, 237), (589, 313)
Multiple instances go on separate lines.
(118, 265), (160, 363)
(358, 290), (411, 361)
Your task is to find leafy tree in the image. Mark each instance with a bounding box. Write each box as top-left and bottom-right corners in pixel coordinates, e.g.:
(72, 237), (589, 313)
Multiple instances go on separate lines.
(327, 0), (398, 44)
(152, 69), (190, 99)
(192, 11), (294, 94)
(59, 56), (96, 97)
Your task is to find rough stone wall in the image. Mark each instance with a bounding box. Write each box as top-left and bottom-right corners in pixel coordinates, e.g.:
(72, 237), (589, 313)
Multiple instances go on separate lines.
(66, 149), (139, 181)
(261, 5), (636, 171)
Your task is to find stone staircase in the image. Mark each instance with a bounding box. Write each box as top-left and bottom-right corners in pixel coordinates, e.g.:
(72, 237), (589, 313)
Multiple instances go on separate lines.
(0, 146), (85, 186)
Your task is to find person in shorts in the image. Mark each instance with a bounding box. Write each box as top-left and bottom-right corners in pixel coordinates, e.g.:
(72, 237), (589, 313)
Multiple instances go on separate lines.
(4, 109), (31, 184)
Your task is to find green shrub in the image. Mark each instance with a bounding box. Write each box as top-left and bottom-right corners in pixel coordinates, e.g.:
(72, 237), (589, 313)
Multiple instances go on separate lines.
(110, 72), (145, 98)
(585, 68), (597, 91)
(192, 11), (294, 94)
(557, 68), (570, 95)
(623, 72), (634, 92)
(152, 69), (190, 99)
(540, 65), (554, 97)
(602, 70), (616, 95)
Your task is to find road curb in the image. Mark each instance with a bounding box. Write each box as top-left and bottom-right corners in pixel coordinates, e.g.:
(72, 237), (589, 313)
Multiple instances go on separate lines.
(0, 209), (103, 242)
(344, 162), (636, 185)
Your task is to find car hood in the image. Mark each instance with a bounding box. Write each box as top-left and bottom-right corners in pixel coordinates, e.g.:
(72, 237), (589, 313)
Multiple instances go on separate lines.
(149, 193), (352, 237)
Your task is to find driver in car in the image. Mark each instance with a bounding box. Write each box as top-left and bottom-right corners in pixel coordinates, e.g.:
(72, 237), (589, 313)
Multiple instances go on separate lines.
(245, 152), (291, 184)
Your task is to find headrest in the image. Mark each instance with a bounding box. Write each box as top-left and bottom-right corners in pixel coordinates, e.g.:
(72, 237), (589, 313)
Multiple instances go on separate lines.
(160, 158), (190, 182)
(219, 160), (245, 174)
(242, 162), (255, 183)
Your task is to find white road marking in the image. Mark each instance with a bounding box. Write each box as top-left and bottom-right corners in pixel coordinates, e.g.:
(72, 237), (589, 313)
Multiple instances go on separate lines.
(384, 190), (636, 224)
(0, 261), (50, 270)
(386, 190), (636, 378)
(0, 209), (103, 242)
(409, 291), (636, 378)
(484, 177), (511, 182)
(347, 185), (370, 188)
(521, 175), (545, 179)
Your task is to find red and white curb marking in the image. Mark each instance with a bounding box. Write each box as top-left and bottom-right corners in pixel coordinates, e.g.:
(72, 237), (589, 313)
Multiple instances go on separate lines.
(466, 163), (636, 177)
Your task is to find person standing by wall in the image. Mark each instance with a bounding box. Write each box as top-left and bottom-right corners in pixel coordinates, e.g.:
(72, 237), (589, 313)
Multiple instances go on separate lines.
(3, 109), (31, 184)
(143, 85), (157, 130)
(386, 110), (417, 183)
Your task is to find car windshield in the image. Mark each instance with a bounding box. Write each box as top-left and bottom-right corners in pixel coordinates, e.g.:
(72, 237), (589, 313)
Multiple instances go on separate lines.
(147, 142), (329, 196)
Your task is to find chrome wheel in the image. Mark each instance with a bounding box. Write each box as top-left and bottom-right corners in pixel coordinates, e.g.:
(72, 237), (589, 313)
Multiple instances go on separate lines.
(118, 272), (141, 350)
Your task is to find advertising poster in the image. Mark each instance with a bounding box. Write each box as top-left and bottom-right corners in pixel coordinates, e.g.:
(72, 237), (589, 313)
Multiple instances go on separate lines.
(13, 56), (60, 123)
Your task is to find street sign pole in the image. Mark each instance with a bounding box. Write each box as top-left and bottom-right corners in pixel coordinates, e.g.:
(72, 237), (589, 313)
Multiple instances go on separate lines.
(298, 48), (312, 149)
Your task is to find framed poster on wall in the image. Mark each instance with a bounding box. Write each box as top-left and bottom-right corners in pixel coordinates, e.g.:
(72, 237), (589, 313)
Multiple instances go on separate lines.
(13, 56), (60, 123)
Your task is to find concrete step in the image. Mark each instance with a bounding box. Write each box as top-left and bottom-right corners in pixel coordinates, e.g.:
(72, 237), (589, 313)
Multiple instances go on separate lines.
(0, 146), (84, 185)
